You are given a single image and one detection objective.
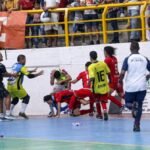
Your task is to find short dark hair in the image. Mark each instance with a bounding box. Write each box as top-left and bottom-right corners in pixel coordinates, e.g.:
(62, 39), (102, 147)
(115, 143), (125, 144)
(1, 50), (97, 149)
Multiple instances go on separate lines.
(90, 51), (97, 60)
(54, 70), (61, 79)
(104, 46), (116, 56)
(43, 95), (52, 102)
(17, 54), (25, 62)
(85, 61), (92, 68)
(130, 41), (140, 52)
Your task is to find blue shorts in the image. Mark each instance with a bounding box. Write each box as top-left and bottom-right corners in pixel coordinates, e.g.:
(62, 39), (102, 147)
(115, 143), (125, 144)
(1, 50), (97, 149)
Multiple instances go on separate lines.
(84, 14), (99, 28)
(73, 24), (85, 33)
(125, 90), (146, 104)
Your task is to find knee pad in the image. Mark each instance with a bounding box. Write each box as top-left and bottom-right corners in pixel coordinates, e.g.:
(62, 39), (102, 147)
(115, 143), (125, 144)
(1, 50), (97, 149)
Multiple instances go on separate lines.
(22, 95), (30, 104)
(11, 97), (19, 105)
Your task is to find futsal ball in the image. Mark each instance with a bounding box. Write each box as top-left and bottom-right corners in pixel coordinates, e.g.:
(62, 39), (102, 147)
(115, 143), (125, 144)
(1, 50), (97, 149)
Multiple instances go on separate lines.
(40, 11), (51, 23)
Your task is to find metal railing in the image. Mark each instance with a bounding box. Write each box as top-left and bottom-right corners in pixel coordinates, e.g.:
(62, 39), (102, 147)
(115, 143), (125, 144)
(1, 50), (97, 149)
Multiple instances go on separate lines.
(23, 1), (150, 47)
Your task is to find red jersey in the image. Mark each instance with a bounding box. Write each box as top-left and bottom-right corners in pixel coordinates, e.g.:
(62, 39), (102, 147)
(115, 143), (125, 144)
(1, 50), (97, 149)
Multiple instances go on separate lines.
(104, 56), (119, 83)
(76, 71), (90, 88)
(54, 90), (74, 103)
(19, 0), (35, 10)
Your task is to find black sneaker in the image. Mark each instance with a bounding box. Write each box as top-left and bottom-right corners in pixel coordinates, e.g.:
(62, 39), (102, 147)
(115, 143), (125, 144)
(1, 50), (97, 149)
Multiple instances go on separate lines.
(132, 102), (138, 118)
(96, 114), (103, 119)
(133, 124), (140, 132)
(104, 112), (108, 121)
(19, 112), (29, 119)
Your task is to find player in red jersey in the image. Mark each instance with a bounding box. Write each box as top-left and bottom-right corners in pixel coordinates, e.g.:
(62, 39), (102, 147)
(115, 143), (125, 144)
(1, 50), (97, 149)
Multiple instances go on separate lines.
(104, 46), (124, 111)
(44, 89), (91, 118)
(71, 62), (95, 117)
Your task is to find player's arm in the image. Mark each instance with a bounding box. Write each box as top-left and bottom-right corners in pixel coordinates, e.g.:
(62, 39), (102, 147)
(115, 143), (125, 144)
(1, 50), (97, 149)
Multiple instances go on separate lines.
(119, 57), (128, 84)
(3, 72), (18, 78)
(105, 63), (111, 83)
(146, 58), (150, 81)
(28, 67), (38, 73)
(50, 70), (56, 85)
(88, 66), (95, 87)
(57, 69), (72, 84)
(71, 73), (81, 84)
(21, 66), (43, 78)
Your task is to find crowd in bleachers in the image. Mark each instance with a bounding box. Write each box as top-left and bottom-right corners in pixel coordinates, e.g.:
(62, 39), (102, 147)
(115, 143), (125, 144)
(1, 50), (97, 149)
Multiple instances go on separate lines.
(0, 0), (150, 48)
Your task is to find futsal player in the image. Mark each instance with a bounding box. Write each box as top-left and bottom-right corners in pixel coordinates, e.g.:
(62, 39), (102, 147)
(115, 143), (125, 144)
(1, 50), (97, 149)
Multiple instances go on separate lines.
(0, 52), (17, 120)
(104, 46), (125, 112)
(47, 69), (72, 116)
(120, 41), (150, 131)
(71, 62), (95, 117)
(88, 51), (110, 120)
(8, 55), (43, 119)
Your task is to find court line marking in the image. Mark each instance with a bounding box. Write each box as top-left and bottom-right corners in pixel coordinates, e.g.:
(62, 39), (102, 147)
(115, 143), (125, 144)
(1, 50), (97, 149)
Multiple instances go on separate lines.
(2, 137), (150, 148)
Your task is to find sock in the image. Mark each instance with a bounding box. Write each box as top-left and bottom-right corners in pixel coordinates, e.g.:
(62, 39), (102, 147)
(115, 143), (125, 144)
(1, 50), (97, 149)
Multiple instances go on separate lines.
(80, 109), (90, 115)
(20, 103), (27, 113)
(49, 104), (54, 114)
(5, 110), (10, 116)
(108, 95), (122, 107)
(10, 104), (15, 114)
(96, 102), (102, 116)
(101, 102), (107, 111)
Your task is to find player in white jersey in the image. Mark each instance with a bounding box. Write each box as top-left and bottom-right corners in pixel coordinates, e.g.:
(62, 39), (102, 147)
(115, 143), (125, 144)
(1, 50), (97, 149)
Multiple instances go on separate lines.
(120, 41), (150, 132)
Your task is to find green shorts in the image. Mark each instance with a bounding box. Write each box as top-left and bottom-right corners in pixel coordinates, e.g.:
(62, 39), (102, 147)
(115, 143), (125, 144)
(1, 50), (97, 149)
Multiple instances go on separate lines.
(7, 84), (27, 99)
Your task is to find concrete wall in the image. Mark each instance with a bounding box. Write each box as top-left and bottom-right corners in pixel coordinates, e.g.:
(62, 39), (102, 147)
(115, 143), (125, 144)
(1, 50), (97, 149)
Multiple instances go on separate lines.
(1, 42), (150, 115)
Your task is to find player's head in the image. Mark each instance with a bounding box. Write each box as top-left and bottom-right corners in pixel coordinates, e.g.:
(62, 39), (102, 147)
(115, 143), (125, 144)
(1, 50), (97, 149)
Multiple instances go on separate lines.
(0, 52), (3, 62)
(53, 70), (61, 79)
(89, 51), (97, 62)
(17, 55), (26, 65)
(43, 95), (53, 104)
(104, 46), (116, 57)
(130, 41), (140, 53)
(85, 61), (92, 70)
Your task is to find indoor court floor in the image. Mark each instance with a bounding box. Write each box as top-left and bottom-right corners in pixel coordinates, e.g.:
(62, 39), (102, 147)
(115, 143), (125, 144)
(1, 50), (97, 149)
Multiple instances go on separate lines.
(0, 116), (150, 150)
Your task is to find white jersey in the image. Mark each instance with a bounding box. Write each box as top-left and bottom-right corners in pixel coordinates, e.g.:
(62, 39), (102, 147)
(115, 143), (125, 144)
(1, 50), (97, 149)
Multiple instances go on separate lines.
(44, 0), (60, 8)
(122, 54), (150, 92)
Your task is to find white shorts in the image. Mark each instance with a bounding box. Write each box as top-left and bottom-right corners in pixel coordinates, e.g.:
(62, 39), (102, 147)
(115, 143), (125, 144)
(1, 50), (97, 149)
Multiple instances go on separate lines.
(45, 13), (59, 31)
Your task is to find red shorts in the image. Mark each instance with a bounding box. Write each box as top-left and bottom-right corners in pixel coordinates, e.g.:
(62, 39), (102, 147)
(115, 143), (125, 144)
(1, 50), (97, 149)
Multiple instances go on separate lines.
(55, 90), (74, 103)
(94, 93), (108, 102)
(74, 88), (93, 99)
(109, 82), (124, 95)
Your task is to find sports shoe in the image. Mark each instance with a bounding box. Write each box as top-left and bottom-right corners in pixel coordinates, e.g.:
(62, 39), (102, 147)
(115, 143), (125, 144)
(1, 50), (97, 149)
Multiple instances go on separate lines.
(104, 112), (108, 121)
(4, 115), (15, 120)
(48, 112), (55, 117)
(19, 112), (29, 119)
(96, 114), (103, 119)
(119, 105), (125, 114)
(133, 124), (140, 132)
(132, 102), (138, 118)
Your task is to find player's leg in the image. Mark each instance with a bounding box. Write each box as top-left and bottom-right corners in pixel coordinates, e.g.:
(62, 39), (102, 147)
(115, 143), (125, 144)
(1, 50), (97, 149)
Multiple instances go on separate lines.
(100, 94), (109, 121)
(10, 97), (19, 116)
(133, 90), (146, 132)
(19, 95), (30, 119)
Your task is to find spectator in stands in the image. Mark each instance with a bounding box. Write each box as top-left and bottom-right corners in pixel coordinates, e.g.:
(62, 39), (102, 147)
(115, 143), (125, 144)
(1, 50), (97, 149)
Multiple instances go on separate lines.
(83, 0), (100, 45)
(59, 0), (69, 30)
(68, 0), (85, 46)
(32, 2), (46, 48)
(19, 0), (35, 48)
(148, 17), (150, 40)
(43, 0), (60, 47)
(104, 0), (120, 43)
(2, 0), (19, 12)
(125, 0), (140, 42)
(0, 0), (3, 11)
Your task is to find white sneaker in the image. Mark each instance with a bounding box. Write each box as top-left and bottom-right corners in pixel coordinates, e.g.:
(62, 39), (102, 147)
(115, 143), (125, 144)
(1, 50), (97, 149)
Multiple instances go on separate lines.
(4, 115), (15, 120)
